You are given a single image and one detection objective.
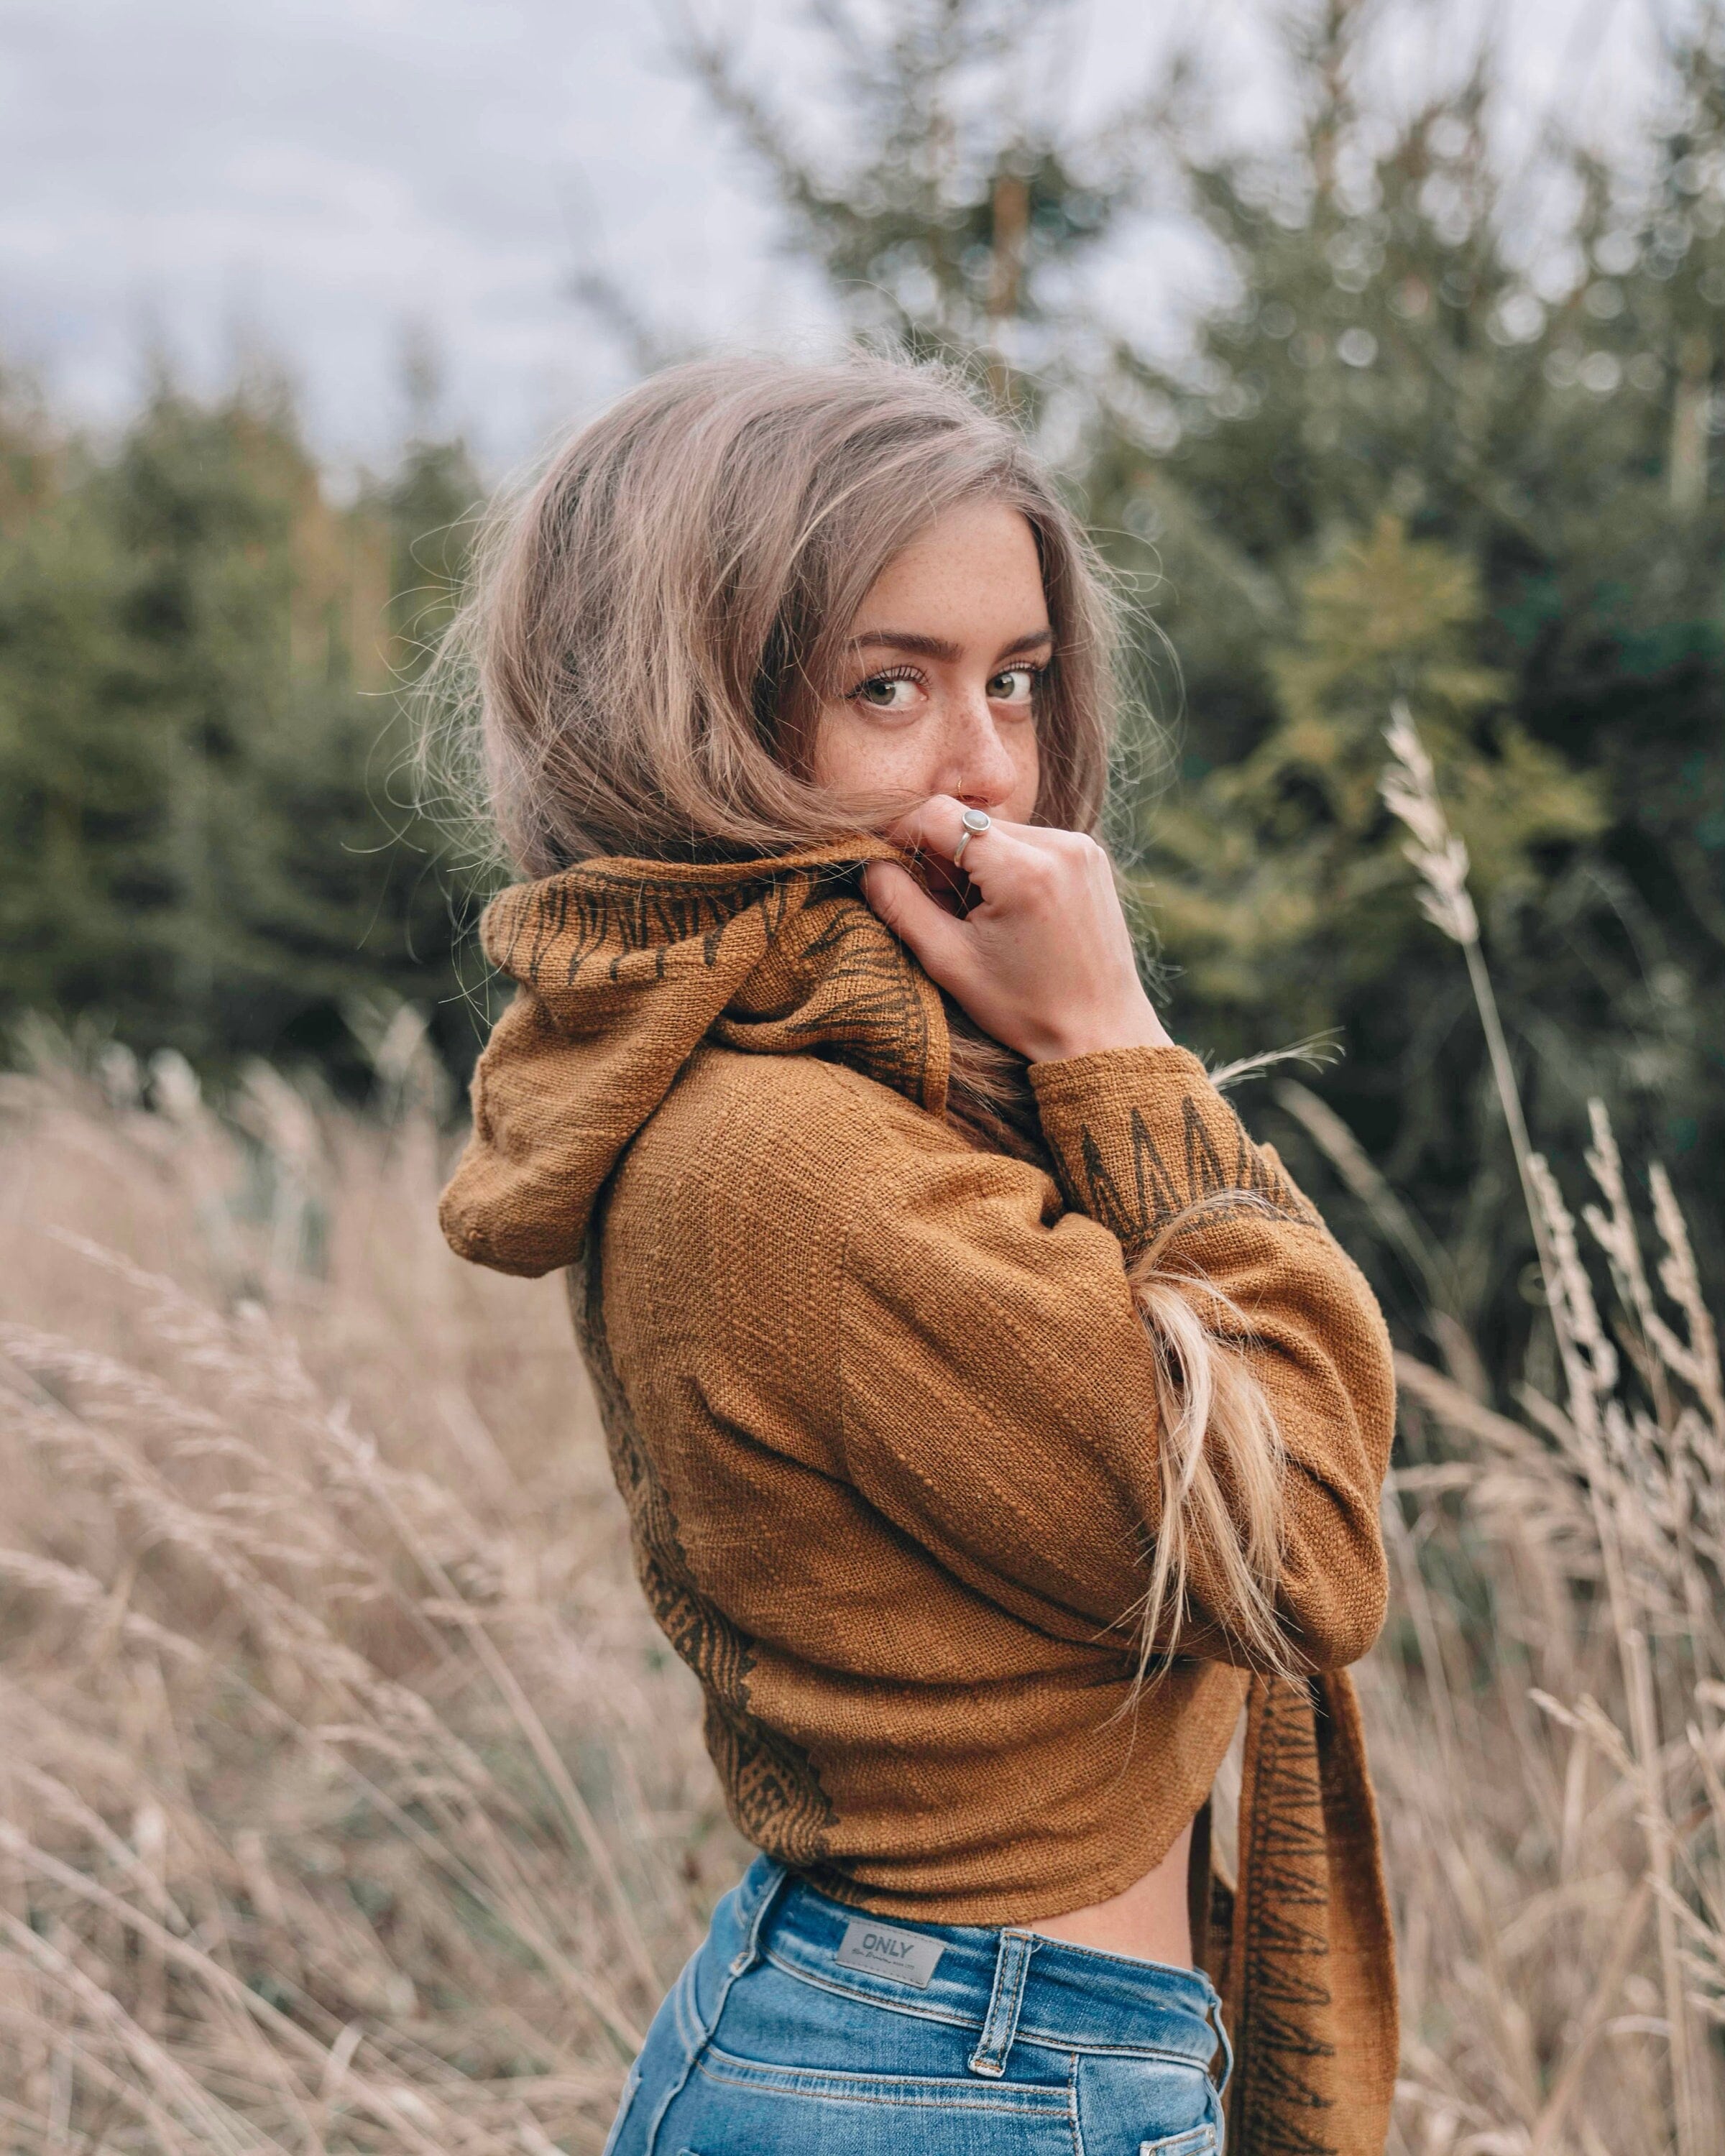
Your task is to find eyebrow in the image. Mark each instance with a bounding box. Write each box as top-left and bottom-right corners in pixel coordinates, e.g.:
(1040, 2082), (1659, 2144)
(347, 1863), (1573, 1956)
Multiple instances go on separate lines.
(847, 627), (1055, 665)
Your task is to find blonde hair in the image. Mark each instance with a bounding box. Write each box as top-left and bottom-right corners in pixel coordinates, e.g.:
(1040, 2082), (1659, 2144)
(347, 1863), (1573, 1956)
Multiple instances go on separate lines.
(1128, 1215), (1289, 1682)
(432, 351), (1289, 1673)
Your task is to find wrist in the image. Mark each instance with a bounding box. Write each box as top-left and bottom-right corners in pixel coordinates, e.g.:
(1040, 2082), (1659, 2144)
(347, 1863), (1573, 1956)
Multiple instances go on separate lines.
(1028, 998), (1173, 1064)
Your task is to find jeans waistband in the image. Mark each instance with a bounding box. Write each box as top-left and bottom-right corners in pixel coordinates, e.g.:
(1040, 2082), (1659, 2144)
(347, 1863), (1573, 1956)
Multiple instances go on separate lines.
(741, 1859), (1229, 2086)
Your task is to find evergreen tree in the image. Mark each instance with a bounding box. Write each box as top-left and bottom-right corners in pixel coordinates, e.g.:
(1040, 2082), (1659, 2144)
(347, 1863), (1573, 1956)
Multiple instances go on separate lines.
(668, 0), (1725, 1348)
(0, 369), (487, 1084)
(1146, 515), (1606, 1039)
(1095, 1), (1725, 1322)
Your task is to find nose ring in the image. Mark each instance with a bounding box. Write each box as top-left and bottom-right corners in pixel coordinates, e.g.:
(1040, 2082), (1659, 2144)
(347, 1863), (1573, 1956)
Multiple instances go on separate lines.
(952, 807), (991, 868)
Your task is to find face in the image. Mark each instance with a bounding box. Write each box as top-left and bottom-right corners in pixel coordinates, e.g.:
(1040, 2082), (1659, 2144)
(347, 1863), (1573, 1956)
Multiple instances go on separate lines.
(809, 500), (1048, 824)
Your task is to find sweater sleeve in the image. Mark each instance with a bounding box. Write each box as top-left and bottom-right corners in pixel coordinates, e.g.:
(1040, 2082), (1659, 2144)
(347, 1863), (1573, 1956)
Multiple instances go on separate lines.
(826, 1047), (1394, 1669)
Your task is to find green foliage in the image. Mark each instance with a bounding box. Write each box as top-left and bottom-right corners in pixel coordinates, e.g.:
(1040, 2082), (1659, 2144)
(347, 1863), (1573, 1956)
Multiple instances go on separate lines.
(5, 0), (1724, 1373)
(667, 0), (1169, 373)
(671, 0), (1725, 1360)
(1146, 517), (1605, 1037)
(0, 371), (488, 1084)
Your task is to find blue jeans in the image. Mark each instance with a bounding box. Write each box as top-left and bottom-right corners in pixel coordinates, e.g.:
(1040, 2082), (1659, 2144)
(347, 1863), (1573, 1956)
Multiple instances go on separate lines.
(604, 1856), (1232, 2155)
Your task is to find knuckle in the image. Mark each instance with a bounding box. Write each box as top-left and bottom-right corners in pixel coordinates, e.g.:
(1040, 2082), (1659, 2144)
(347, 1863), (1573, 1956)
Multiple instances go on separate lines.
(1049, 833), (1101, 887)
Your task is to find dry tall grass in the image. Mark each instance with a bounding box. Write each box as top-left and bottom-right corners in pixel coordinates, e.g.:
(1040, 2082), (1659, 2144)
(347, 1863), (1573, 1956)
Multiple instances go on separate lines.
(1, 998), (1721, 2153)
(0, 1018), (741, 2154)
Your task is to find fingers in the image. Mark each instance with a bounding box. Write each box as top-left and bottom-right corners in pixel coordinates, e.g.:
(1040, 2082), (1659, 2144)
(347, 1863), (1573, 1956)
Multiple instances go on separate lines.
(859, 861), (975, 993)
(865, 805), (1154, 1062)
(885, 794), (1085, 863)
(884, 795), (1041, 900)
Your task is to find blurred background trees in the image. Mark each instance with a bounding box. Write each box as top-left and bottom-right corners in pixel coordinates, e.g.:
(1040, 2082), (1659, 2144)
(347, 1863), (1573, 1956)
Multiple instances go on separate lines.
(0, 361), (482, 1087)
(8, 12), (1723, 2143)
(662, 0), (1725, 1373)
(3, 0), (1723, 1380)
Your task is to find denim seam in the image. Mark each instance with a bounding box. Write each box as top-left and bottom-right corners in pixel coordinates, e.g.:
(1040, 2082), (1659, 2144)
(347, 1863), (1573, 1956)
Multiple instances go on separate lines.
(760, 1946), (980, 2030)
(643, 1868), (787, 2156)
(1014, 2025), (1215, 2067)
(1016, 1935), (1221, 1988)
(1138, 2127), (1218, 2156)
(1206, 1991), (1234, 2099)
(597, 2060), (641, 2156)
(694, 2050), (1072, 2114)
(668, 1959), (703, 2056)
(758, 1946), (1217, 2065)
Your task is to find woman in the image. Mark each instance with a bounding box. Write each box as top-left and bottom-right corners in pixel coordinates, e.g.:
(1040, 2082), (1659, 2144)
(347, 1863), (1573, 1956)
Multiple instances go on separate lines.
(437, 355), (1398, 2156)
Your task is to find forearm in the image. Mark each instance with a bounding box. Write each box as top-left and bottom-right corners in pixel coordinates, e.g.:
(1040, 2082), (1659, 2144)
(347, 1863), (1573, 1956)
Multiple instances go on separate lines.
(1029, 1044), (1395, 1664)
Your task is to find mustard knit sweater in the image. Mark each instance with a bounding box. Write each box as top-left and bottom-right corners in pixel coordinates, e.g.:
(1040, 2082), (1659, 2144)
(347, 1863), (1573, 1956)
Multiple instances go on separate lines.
(441, 839), (1399, 2156)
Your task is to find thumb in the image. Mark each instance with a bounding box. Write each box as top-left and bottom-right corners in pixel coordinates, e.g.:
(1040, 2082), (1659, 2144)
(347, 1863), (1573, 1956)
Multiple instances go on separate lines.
(860, 861), (972, 993)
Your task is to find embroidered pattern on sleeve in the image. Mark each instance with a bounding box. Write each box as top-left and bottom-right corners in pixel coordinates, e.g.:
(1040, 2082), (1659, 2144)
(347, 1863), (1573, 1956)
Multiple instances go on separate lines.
(1069, 1095), (1321, 1248)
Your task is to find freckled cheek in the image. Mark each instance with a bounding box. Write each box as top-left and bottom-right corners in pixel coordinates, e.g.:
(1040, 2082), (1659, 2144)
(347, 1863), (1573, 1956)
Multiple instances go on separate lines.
(873, 734), (944, 790)
(808, 711), (870, 793)
(811, 711), (929, 794)
(1006, 729), (1042, 820)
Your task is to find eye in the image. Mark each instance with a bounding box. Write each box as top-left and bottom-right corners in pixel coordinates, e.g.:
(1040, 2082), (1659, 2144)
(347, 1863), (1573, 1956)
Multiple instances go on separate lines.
(850, 668), (924, 712)
(988, 666), (1039, 707)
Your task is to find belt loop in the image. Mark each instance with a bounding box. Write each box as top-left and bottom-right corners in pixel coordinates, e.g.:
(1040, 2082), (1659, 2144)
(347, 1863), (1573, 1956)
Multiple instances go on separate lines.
(968, 1930), (1036, 2078)
(727, 1860), (788, 1978)
(1204, 1977), (1233, 2096)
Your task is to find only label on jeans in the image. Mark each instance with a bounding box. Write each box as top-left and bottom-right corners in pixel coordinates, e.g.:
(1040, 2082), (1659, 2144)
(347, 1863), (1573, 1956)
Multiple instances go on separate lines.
(834, 1918), (944, 1989)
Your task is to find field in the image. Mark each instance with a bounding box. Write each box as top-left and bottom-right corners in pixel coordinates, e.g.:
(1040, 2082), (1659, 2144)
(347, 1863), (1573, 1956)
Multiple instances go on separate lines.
(1, 1017), (1721, 2153)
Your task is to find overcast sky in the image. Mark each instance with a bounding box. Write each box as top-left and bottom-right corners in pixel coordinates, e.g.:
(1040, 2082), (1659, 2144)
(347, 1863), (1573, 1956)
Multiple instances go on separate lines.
(0, 0), (1660, 476)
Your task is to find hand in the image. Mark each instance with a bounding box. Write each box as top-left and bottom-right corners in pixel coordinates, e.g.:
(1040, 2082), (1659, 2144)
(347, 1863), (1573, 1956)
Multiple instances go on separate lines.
(860, 797), (1173, 1065)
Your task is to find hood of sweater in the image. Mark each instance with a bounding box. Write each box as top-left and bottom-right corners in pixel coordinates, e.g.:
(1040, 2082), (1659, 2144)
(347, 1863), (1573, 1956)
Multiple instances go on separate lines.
(438, 838), (951, 1278)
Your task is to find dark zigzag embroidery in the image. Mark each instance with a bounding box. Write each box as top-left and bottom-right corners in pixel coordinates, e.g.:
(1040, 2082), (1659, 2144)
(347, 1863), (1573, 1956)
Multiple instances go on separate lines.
(1075, 1097), (1307, 1251)
(780, 904), (932, 1097)
(1233, 1129), (1312, 1221)
(492, 857), (937, 1112)
(1183, 1095), (1230, 1202)
(492, 861), (894, 990)
(1233, 1677), (1338, 2156)
(1075, 1128), (1132, 1243)
(497, 877), (753, 987)
(489, 859), (857, 990)
(1075, 1110), (1183, 1244)
(566, 1223), (837, 1869)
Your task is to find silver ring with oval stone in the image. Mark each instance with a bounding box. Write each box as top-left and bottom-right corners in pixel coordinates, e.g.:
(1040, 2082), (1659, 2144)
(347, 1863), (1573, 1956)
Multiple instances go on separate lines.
(951, 806), (992, 867)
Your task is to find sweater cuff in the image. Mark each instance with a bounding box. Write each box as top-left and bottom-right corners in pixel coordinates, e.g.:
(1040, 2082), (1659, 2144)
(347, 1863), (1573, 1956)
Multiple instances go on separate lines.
(1028, 1046), (1315, 1263)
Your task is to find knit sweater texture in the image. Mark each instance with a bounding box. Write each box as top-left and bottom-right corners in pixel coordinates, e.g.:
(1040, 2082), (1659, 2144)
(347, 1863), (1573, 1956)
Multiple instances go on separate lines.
(440, 838), (1399, 2156)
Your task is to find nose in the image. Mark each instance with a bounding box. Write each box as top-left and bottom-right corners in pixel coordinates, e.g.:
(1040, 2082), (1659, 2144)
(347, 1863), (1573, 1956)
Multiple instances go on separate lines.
(938, 684), (1018, 810)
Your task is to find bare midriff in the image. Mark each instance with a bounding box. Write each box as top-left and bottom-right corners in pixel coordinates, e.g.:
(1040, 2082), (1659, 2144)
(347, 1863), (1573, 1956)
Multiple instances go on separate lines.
(1026, 1819), (1193, 1966)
